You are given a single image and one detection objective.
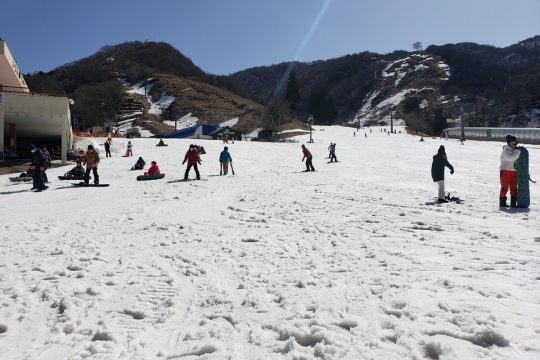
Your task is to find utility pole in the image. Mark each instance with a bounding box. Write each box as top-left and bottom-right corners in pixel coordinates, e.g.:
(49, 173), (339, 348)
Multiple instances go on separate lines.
(308, 114), (314, 143)
(390, 112), (394, 133)
(460, 103), (465, 143)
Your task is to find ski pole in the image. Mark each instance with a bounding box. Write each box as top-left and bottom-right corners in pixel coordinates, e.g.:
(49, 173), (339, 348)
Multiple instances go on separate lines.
(230, 162), (235, 175)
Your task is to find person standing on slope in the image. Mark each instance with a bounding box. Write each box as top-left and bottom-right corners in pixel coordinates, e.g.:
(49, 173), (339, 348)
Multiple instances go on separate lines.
(84, 145), (100, 185)
(219, 146), (233, 175)
(499, 135), (521, 208)
(301, 144), (315, 172)
(329, 143), (338, 163)
(431, 145), (454, 203)
(28, 144), (47, 191)
(104, 138), (112, 157)
(126, 141), (133, 157)
(183, 144), (201, 180)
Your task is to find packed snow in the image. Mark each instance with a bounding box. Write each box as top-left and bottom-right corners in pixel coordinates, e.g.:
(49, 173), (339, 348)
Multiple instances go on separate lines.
(0, 126), (539, 360)
(164, 113), (199, 130)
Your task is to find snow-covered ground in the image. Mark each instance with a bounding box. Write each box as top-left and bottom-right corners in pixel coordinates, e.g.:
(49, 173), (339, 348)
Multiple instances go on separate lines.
(0, 126), (538, 360)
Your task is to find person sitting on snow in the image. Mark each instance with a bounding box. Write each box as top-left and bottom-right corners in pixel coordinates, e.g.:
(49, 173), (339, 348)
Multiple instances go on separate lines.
(131, 157), (146, 170)
(66, 161), (85, 177)
(144, 161), (161, 176)
(157, 139), (166, 146)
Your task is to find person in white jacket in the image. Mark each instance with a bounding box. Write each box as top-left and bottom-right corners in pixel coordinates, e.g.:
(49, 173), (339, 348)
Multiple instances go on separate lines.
(499, 135), (521, 208)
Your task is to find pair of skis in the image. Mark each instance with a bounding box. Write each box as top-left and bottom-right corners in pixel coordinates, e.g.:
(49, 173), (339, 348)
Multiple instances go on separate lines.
(219, 162), (235, 176)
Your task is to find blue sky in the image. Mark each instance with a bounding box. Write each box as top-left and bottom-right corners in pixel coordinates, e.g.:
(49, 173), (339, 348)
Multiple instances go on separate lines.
(1, 0), (539, 75)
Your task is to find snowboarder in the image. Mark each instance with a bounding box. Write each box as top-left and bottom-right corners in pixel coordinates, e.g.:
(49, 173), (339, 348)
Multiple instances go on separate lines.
(301, 144), (315, 172)
(183, 144), (201, 180)
(126, 141), (133, 157)
(66, 161), (85, 177)
(131, 157), (146, 170)
(329, 143), (338, 163)
(144, 161), (161, 176)
(431, 145), (454, 203)
(499, 135), (521, 208)
(84, 145), (100, 185)
(219, 146), (233, 175)
(28, 144), (47, 191)
(420, 136), (425, 142)
(157, 139), (166, 146)
(104, 138), (112, 157)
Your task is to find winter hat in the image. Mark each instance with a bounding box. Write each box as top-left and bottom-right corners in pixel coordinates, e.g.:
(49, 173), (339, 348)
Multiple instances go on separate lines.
(505, 135), (517, 143)
(151, 161), (157, 165)
(437, 145), (446, 155)
(224, 146), (228, 150)
(87, 145), (94, 150)
(28, 144), (37, 151)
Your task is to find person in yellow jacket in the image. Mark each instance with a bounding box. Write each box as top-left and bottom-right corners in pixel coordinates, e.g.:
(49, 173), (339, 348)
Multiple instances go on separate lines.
(84, 145), (100, 184)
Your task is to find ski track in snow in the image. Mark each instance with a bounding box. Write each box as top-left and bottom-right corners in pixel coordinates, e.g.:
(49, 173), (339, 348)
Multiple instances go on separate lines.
(0, 126), (539, 359)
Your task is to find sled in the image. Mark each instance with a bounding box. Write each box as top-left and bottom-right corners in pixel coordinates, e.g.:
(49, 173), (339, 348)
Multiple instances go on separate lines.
(58, 175), (86, 181)
(516, 146), (530, 208)
(9, 176), (33, 182)
(73, 182), (110, 187)
(136, 174), (165, 181)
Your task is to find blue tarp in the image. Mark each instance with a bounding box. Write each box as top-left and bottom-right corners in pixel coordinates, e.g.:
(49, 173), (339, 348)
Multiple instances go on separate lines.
(161, 125), (220, 139)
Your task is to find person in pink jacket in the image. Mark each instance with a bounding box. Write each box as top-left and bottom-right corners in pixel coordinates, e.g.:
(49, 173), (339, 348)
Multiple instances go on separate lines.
(144, 161), (161, 176)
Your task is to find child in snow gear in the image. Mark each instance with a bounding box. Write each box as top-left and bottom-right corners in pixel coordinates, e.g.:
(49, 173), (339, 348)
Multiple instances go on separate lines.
(183, 144), (201, 180)
(66, 161), (85, 177)
(29, 144), (47, 191)
(301, 144), (315, 172)
(84, 145), (100, 185)
(157, 139), (166, 146)
(500, 135), (521, 208)
(431, 145), (454, 203)
(41, 146), (51, 183)
(144, 161), (161, 176)
(126, 141), (133, 157)
(131, 157), (146, 170)
(219, 146), (233, 175)
(104, 138), (112, 157)
(329, 143), (338, 162)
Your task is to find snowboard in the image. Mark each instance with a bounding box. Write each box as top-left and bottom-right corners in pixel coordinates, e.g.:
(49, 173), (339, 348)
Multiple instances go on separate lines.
(58, 175), (86, 180)
(516, 146), (530, 208)
(9, 176), (33, 182)
(136, 174), (165, 181)
(73, 182), (110, 187)
(156, 144), (168, 147)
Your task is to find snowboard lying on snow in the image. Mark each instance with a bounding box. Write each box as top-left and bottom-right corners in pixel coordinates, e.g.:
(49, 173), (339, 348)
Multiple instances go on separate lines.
(73, 182), (110, 187)
(58, 175), (86, 180)
(136, 174), (165, 181)
(9, 176), (33, 182)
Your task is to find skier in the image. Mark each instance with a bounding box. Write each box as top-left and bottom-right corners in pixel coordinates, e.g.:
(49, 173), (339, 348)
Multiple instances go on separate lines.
(431, 145), (454, 203)
(301, 144), (315, 172)
(131, 157), (146, 170)
(499, 135), (521, 208)
(126, 141), (133, 157)
(28, 144), (47, 191)
(104, 138), (112, 157)
(329, 143), (338, 162)
(219, 146), (233, 175)
(84, 145), (100, 185)
(144, 161), (161, 176)
(183, 144), (201, 180)
(66, 161), (85, 177)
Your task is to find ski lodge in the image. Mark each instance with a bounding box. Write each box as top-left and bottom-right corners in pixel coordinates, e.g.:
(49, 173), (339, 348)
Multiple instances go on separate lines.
(0, 39), (72, 163)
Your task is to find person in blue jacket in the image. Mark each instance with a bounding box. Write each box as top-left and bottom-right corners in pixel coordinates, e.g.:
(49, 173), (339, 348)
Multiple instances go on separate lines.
(219, 146), (233, 175)
(431, 145), (454, 203)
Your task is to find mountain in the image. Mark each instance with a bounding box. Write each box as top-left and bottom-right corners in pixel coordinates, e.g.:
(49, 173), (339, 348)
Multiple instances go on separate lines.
(221, 36), (540, 133)
(24, 41), (307, 135)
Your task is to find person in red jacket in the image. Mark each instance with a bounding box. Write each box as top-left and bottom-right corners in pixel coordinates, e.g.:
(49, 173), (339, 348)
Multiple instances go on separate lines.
(301, 144), (315, 172)
(183, 144), (201, 180)
(144, 161), (161, 176)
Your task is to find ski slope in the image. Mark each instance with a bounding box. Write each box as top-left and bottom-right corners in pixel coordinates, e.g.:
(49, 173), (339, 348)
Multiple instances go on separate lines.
(0, 127), (538, 360)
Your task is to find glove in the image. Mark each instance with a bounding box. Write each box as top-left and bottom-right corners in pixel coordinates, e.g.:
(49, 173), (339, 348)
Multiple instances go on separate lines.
(450, 170), (454, 174)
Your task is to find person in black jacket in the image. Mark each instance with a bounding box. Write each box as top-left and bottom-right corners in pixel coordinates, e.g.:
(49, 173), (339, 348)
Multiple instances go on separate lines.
(104, 138), (112, 157)
(431, 145), (454, 203)
(28, 144), (48, 191)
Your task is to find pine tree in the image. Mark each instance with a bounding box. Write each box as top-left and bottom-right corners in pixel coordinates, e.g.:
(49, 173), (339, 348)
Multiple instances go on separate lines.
(285, 71), (301, 110)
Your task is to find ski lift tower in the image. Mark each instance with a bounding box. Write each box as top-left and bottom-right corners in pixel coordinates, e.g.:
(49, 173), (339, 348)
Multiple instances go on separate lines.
(308, 114), (314, 143)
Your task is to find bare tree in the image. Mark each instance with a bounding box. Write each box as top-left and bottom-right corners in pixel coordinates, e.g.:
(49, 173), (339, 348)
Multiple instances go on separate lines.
(412, 41), (423, 52)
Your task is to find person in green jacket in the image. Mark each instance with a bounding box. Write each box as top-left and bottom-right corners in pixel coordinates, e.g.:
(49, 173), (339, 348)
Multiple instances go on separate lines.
(431, 145), (454, 203)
